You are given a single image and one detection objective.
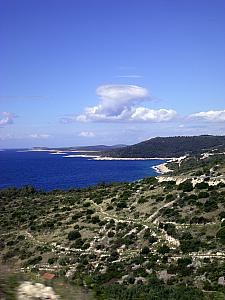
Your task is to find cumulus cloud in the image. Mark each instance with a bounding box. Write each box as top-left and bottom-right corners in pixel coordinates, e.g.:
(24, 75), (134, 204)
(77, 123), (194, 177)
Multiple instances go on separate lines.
(64, 84), (177, 123)
(29, 134), (51, 139)
(130, 108), (177, 122)
(189, 110), (225, 122)
(78, 131), (95, 137)
(96, 84), (148, 112)
(0, 112), (15, 126)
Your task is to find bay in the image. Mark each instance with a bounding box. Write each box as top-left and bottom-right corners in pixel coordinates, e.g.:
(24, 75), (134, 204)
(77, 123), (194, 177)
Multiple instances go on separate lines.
(0, 150), (164, 191)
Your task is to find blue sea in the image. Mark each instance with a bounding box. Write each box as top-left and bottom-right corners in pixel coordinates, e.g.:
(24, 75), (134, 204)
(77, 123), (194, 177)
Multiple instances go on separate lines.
(0, 150), (164, 191)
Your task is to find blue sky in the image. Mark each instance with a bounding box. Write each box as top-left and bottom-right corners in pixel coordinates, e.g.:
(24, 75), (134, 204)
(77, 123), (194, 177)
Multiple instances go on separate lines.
(0, 0), (225, 148)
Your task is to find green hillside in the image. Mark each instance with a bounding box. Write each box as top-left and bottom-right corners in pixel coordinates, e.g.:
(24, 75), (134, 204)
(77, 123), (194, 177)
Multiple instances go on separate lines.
(101, 135), (225, 158)
(1, 151), (225, 299)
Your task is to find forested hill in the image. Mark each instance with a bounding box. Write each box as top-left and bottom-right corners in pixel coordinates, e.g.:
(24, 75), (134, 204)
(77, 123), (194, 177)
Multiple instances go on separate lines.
(101, 135), (225, 158)
(72, 144), (127, 151)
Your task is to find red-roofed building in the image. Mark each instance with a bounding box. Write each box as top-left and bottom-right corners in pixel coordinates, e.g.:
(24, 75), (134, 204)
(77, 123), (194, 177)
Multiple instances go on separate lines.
(42, 273), (55, 280)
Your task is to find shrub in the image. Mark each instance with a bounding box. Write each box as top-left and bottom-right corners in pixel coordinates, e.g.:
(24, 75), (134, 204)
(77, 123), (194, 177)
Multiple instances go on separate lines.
(216, 227), (225, 244)
(142, 177), (157, 184)
(177, 257), (192, 267)
(141, 246), (150, 255)
(86, 208), (95, 215)
(68, 230), (81, 241)
(177, 180), (193, 192)
(180, 232), (193, 240)
(148, 235), (158, 244)
(70, 238), (84, 248)
(109, 251), (119, 261)
(116, 201), (127, 209)
(157, 245), (170, 255)
(195, 182), (209, 190)
(48, 257), (57, 265)
(180, 239), (201, 253)
(164, 223), (176, 237)
(198, 191), (209, 199)
(108, 231), (115, 238)
(91, 215), (100, 224)
(138, 197), (147, 204)
(24, 255), (42, 266)
(219, 211), (225, 220)
(166, 194), (174, 201)
(203, 199), (218, 212)
(106, 205), (113, 210)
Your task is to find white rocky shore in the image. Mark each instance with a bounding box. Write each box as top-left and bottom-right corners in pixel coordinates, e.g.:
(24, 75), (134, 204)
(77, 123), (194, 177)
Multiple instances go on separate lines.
(17, 281), (60, 300)
(62, 154), (170, 161)
(152, 156), (187, 174)
(152, 163), (173, 174)
(92, 156), (169, 161)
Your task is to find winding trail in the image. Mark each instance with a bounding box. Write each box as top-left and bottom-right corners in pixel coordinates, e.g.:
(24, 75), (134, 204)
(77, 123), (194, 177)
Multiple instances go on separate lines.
(148, 200), (176, 223)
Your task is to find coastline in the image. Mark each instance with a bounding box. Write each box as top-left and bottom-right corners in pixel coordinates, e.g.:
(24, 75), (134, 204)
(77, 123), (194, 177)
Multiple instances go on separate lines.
(152, 162), (173, 174)
(152, 155), (187, 174)
(92, 156), (170, 161)
(63, 154), (99, 158)
(62, 154), (171, 161)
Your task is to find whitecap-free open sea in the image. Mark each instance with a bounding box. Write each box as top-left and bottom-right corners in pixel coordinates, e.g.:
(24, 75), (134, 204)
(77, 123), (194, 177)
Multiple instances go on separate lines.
(0, 150), (165, 191)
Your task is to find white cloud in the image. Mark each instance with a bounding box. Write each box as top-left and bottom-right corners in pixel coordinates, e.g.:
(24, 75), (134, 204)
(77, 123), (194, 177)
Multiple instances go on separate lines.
(0, 112), (15, 126)
(96, 84), (148, 113)
(64, 84), (177, 123)
(190, 110), (225, 122)
(130, 108), (177, 122)
(29, 134), (51, 139)
(78, 131), (95, 137)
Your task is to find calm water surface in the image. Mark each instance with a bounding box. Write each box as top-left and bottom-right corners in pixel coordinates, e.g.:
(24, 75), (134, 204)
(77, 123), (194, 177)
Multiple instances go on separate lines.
(0, 150), (164, 191)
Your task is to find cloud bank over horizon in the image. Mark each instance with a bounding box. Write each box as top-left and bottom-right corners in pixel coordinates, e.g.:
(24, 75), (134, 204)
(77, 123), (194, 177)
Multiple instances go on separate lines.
(190, 110), (225, 122)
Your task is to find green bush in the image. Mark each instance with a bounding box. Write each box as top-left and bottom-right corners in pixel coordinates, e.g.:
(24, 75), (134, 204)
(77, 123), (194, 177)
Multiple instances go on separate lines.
(216, 227), (225, 244)
(198, 191), (209, 199)
(48, 257), (58, 264)
(157, 244), (170, 254)
(195, 182), (209, 189)
(177, 180), (193, 192)
(68, 230), (81, 240)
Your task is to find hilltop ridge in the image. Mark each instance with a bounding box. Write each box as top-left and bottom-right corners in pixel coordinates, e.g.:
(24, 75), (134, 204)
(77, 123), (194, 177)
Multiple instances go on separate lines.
(101, 135), (225, 158)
